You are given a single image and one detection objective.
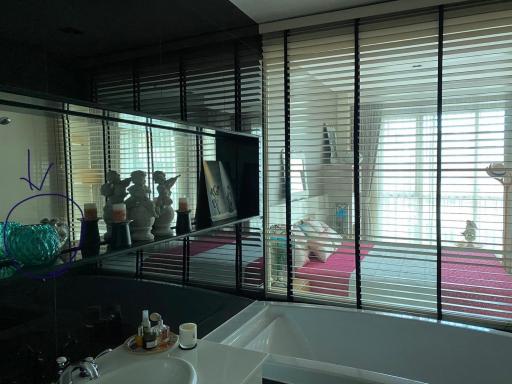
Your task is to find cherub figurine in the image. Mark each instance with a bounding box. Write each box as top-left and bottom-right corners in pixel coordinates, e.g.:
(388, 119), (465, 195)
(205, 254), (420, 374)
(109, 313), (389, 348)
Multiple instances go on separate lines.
(125, 170), (156, 216)
(153, 171), (181, 214)
(101, 170), (131, 206)
(126, 170), (156, 241)
(152, 171), (181, 236)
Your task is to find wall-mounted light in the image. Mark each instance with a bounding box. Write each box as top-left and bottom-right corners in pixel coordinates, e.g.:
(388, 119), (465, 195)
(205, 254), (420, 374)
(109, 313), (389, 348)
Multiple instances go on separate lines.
(0, 117), (11, 125)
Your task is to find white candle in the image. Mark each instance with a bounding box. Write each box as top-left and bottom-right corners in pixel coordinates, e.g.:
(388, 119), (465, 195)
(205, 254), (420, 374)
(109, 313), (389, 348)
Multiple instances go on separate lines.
(84, 203), (98, 221)
(179, 197), (188, 212)
(179, 322), (197, 349)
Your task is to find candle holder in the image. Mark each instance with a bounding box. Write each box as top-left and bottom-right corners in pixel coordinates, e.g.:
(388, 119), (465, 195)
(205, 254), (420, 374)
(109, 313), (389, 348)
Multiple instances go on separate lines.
(176, 210), (192, 235)
(80, 218), (101, 257)
(110, 221), (132, 249)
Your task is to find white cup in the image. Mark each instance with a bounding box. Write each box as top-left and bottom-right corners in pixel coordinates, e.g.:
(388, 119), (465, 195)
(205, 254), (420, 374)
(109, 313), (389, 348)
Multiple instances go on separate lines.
(179, 322), (197, 350)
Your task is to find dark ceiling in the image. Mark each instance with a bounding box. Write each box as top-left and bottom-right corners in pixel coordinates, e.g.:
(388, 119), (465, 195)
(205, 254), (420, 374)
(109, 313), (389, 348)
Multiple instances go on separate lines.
(0, 0), (256, 58)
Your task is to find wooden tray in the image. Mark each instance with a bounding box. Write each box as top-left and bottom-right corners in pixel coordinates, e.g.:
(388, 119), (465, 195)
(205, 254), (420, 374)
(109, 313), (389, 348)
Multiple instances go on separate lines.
(124, 332), (178, 354)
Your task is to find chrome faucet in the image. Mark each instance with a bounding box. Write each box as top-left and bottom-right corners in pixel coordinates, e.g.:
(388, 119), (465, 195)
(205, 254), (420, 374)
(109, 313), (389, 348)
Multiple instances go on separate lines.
(57, 349), (112, 383)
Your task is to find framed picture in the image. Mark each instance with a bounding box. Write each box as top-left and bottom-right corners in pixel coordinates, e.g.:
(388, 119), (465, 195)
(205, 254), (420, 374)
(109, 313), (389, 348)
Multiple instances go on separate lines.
(281, 150), (309, 200)
(335, 202), (350, 235)
(203, 161), (237, 222)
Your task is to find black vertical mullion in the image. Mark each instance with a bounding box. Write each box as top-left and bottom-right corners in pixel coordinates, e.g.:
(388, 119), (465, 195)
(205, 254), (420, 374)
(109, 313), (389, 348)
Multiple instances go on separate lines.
(148, 121), (155, 197)
(234, 43), (243, 291)
(61, 108), (73, 242)
(101, 110), (108, 181)
(354, 19), (362, 310)
(235, 223), (242, 292)
(196, 128), (203, 195)
(179, 54), (187, 121)
(105, 116), (112, 171)
(145, 123), (152, 195)
(132, 61), (140, 112)
(436, 5), (444, 321)
(284, 30), (293, 301)
(90, 75), (98, 104)
(261, 37), (267, 297)
(182, 238), (188, 284)
(234, 41), (242, 132)
(186, 238), (191, 282)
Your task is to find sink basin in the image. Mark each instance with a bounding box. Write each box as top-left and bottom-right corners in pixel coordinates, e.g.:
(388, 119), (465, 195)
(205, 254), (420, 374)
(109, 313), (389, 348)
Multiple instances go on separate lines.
(98, 357), (197, 384)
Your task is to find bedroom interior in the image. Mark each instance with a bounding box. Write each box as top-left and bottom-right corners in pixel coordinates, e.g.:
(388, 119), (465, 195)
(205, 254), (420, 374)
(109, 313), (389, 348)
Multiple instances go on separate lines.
(1, 0), (512, 384)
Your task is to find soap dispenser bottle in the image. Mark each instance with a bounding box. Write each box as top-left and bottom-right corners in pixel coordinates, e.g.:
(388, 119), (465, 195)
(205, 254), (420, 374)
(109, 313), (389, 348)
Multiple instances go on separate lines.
(157, 318), (170, 343)
(141, 309), (158, 350)
(150, 312), (170, 344)
(141, 310), (151, 332)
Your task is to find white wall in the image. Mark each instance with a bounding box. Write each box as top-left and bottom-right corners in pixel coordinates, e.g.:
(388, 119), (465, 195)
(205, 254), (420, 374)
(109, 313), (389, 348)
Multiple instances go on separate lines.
(0, 108), (62, 224)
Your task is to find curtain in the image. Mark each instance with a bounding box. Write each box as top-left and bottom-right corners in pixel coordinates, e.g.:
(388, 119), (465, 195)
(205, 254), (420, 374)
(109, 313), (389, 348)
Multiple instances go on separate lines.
(360, 104), (382, 240)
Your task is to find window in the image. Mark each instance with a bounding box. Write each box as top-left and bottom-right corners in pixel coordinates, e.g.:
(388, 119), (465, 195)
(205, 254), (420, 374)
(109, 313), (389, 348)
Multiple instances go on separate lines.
(376, 116), (435, 244)
(264, 1), (512, 328)
(442, 111), (505, 249)
(376, 111), (505, 247)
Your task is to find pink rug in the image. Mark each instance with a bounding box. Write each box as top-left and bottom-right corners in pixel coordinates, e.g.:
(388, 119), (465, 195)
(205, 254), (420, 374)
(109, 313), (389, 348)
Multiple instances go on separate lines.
(442, 250), (512, 319)
(295, 242), (372, 296)
(142, 237), (234, 274)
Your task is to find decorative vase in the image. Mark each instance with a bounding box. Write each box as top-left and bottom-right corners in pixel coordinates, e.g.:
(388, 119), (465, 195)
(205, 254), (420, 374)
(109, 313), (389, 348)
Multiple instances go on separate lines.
(128, 205), (155, 241)
(153, 205), (175, 237)
(8, 224), (62, 266)
(0, 221), (21, 259)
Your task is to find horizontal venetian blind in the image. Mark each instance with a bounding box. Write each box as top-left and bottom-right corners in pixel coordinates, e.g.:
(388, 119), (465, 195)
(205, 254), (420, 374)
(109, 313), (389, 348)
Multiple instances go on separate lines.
(239, 38), (265, 292)
(139, 60), (181, 120)
(441, 0), (512, 323)
(288, 23), (355, 303)
(263, 31), (287, 295)
(95, 68), (135, 111)
(263, 0), (512, 328)
(240, 38), (263, 133)
(63, 106), (106, 240)
(186, 44), (235, 130)
(359, 9), (439, 316)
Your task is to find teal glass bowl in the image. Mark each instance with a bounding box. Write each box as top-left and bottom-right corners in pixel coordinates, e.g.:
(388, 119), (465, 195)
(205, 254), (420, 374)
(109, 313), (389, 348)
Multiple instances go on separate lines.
(0, 221), (21, 260)
(0, 263), (16, 279)
(8, 224), (62, 266)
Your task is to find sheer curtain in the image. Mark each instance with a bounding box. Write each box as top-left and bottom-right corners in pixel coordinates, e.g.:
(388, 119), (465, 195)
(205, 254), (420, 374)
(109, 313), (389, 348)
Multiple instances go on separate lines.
(360, 104), (382, 241)
(374, 111), (505, 248)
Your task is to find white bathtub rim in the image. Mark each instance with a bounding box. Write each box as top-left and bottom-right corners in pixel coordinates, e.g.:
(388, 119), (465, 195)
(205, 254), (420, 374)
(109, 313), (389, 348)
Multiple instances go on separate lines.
(254, 301), (512, 338)
(265, 354), (427, 384)
(205, 300), (512, 348)
(204, 301), (268, 343)
(206, 301), (512, 384)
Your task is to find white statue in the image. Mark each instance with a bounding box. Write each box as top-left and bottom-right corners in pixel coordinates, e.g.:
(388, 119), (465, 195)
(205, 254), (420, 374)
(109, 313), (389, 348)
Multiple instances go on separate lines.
(462, 220), (477, 244)
(100, 170), (131, 239)
(126, 170), (156, 241)
(152, 171), (181, 236)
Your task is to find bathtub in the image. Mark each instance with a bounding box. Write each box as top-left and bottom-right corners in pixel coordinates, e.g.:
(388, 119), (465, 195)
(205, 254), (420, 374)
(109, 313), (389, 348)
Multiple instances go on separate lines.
(205, 301), (512, 384)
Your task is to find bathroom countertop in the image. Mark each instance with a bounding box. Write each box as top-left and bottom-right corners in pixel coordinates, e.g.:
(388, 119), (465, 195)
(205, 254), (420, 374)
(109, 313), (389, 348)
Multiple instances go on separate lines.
(95, 339), (267, 384)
